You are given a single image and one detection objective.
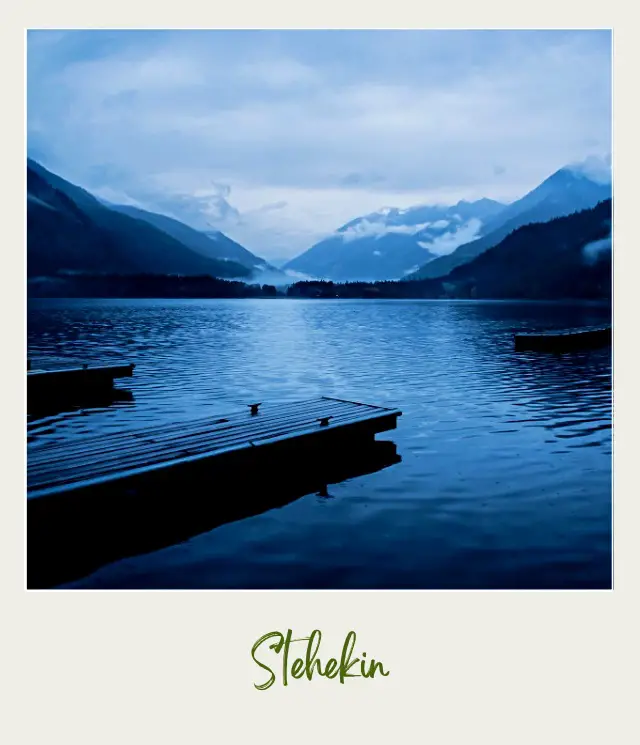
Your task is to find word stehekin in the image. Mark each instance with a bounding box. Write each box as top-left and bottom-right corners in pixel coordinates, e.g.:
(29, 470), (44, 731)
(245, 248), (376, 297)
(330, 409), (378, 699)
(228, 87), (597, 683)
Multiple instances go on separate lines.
(251, 630), (390, 690)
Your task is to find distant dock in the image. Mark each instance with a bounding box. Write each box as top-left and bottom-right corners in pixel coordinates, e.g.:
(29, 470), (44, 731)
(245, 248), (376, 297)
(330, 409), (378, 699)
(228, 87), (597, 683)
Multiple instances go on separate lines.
(27, 362), (135, 409)
(514, 325), (611, 352)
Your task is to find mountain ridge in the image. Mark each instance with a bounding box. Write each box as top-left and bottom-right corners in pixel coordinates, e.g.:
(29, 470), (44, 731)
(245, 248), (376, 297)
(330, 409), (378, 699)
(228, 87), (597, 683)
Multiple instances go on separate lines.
(286, 198), (612, 301)
(284, 198), (506, 281)
(408, 166), (611, 280)
(284, 162), (610, 283)
(109, 204), (275, 273)
(27, 160), (255, 280)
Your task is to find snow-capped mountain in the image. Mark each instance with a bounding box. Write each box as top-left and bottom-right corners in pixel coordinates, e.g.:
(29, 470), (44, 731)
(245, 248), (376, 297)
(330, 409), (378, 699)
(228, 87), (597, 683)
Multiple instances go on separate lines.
(409, 162), (612, 281)
(284, 198), (506, 282)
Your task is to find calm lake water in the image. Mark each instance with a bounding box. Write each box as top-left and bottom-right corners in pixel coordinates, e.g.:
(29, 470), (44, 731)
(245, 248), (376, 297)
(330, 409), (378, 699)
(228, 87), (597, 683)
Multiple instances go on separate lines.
(27, 298), (612, 589)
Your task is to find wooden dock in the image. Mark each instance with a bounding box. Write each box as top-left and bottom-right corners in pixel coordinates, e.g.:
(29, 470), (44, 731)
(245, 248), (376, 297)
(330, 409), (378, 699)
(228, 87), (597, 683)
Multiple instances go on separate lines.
(29, 438), (400, 588)
(27, 362), (135, 413)
(28, 397), (401, 499)
(27, 397), (402, 587)
(28, 362), (135, 394)
(514, 325), (611, 352)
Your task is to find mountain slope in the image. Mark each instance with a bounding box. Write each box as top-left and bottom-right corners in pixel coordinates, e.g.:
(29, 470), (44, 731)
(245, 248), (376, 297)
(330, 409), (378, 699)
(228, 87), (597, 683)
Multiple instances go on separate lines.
(27, 159), (252, 279)
(28, 166), (122, 276)
(283, 232), (439, 282)
(409, 166), (611, 280)
(287, 199), (612, 301)
(110, 204), (272, 272)
(284, 198), (506, 281)
(421, 198), (612, 299)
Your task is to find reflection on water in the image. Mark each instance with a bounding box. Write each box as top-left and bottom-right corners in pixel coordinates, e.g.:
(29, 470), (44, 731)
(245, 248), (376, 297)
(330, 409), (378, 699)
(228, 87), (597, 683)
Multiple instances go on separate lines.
(29, 439), (400, 589)
(27, 298), (612, 589)
(27, 387), (134, 430)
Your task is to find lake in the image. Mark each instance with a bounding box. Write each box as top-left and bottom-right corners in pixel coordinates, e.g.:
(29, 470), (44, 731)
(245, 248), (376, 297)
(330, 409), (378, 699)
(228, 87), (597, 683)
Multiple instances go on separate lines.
(27, 298), (612, 589)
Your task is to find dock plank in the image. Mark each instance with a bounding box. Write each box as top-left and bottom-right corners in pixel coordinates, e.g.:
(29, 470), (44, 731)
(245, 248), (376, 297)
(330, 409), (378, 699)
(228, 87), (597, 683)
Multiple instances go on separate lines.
(28, 399), (376, 469)
(28, 404), (379, 482)
(29, 398), (361, 459)
(29, 397), (381, 453)
(28, 363), (135, 379)
(28, 403), (392, 477)
(28, 397), (401, 498)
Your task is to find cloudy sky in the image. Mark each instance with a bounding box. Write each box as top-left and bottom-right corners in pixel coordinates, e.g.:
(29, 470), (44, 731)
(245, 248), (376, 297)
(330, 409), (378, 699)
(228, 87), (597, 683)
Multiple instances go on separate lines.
(27, 30), (611, 259)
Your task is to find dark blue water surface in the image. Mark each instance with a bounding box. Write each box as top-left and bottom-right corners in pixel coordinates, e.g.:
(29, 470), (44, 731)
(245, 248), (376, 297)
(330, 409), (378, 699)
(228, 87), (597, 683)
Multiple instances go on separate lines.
(27, 298), (612, 589)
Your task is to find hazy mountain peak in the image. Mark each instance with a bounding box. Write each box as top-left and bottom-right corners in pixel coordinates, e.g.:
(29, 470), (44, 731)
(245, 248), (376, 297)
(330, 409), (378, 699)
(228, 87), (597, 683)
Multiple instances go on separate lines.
(409, 160), (612, 281)
(565, 154), (611, 185)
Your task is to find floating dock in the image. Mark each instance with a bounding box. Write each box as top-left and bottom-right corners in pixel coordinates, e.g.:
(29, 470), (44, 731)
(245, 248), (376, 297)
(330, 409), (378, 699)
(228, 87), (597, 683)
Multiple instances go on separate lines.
(28, 397), (401, 499)
(27, 397), (402, 587)
(29, 439), (400, 589)
(514, 324), (611, 352)
(28, 361), (135, 395)
(27, 362), (135, 412)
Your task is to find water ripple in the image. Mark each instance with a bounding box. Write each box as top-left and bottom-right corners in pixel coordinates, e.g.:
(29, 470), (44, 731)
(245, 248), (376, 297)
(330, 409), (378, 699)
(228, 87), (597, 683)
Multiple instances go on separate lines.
(28, 298), (612, 589)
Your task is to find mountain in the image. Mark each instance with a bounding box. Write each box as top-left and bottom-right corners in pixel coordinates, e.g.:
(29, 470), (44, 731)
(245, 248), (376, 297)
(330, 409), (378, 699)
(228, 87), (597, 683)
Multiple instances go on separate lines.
(287, 199), (612, 301)
(409, 165), (611, 281)
(427, 198), (612, 300)
(265, 257), (295, 269)
(202, 231), (273, 271)
(284, 232), (439, 282)
(284, 198), (506, 281)
(28, 165), (121, 276)
(110, 204), (274, 273)
(27, 159), (253, 280)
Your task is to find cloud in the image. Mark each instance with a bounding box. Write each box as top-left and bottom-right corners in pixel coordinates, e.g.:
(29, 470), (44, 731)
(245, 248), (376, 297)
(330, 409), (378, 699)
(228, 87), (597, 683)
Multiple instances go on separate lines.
(121, 183), (241, 231)
(340, 219), (434, 243)
(245, 201), (288, 216)
(236, 58), (319, 90)
(339, 214), (482, 256)
(403, 264), (422, 276)
(27, 29), (611, 257)
(417, 218), (483, 256)
(582, 234), (612, 264)
(282, 268), (317, 281)
(340, 172), (386, 187)
(568, 153), (612, 185)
